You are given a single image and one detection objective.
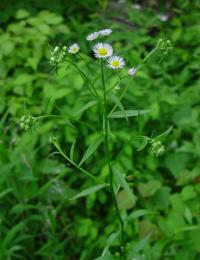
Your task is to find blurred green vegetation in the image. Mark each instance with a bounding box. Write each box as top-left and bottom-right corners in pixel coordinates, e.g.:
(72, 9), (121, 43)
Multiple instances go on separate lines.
(0, 1), (200, 259)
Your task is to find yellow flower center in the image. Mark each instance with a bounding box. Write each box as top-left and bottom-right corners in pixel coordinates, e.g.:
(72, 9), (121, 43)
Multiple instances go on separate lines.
(72, 48), (78, 53)
(111, 60), (120, 67)
(98, 48), (107, 56)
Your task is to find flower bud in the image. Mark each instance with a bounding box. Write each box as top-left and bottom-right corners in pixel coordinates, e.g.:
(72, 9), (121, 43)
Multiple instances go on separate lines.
(54, 46), (59, 53)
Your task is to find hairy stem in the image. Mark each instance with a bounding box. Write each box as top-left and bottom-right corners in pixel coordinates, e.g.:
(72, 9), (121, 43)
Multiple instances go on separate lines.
(100, 59), (126, 259)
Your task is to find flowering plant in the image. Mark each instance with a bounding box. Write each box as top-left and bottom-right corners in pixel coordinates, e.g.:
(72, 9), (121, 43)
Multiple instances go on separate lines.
(21, 28), (172, 259)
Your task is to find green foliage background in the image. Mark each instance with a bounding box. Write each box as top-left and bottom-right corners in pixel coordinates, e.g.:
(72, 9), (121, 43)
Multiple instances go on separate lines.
(0, 1), (200, 259)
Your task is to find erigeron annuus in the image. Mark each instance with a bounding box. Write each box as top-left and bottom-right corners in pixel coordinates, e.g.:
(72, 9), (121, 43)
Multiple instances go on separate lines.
(93, 43), (113, 59)
(107, 55), (125, 69)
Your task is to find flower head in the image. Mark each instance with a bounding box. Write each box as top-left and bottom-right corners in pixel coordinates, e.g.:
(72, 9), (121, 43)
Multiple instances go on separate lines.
(150, 140), (165, 157)
(99, 29), (112, 36)
(68, 43), (80, 54)
(86, 32), (99, 41)
(50, 45), (66, 65)
(128, 67), (137, 76)
(93, 43), (113, 59)
(107, 56), (125, 69)
(20, 115), (35, 131)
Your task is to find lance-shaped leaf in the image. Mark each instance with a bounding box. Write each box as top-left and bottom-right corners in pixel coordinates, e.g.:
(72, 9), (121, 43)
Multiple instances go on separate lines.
(78, 136), (103, 166)
(70, 183), (108, 200)
(109, 110), (150, 119)
(128, 209), (158, 221)
(153, 125), (173, 141)
(109, 93), (128, 121)
(72, 100), (98, 117)
(70, 139), (76, 161)
(112, 164), (136, 204)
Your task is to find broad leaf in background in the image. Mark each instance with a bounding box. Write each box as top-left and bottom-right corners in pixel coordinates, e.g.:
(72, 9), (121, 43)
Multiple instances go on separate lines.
(138, 180), (162, 198)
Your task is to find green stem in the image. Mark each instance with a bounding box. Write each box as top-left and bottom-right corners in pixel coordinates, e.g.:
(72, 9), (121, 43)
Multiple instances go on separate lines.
(100, 59), (126, 259)
(53, 141), (103, 184)
(136, 40), (161, 70)
(34, 115), (64, 120)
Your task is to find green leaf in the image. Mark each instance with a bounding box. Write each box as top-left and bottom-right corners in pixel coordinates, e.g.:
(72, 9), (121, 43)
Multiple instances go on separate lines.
(138, 180), (162, 198)
(0, 222), (26, 251)
(78, 137), (103, 166)
(158, 218), (174, 238)
(165, 153), (190, 178)
(136, 136), (150, 151)
(101, 231), (120, 256)
(134, 232), (152, 253)
(70, 183), (108, 200)
(70, 140), (76, 161)
(109, 110), (150, 118)
(175, 225), (200, 234)
(0, 188), (13, 199)
(112, 164), (136, 204)
(153, 125), (173, 141)
(128, 209), (157, 221)
(184, 207), (193, 224)
(72, 100), (98, 117)
(181, 185), (196, 201)
(109, 93), (127, 121)
(15, 9), (30, 19)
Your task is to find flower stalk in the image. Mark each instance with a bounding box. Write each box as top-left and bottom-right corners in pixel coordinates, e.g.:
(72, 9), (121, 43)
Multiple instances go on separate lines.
(100, 59), (126, 259)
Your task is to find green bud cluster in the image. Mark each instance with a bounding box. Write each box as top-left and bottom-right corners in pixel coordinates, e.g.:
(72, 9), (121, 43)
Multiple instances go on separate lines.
(49, 136), (57, 144)
(20, 115), (35, 130)
(50, 45), (67, 65)
(150, 140), (165, 157)
(158, 39), (173, 55)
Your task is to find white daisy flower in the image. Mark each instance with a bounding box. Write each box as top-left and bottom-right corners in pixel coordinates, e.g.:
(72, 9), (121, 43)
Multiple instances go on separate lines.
(128, 67), (137, 76)
(99, 29), (112, 36)
(86, 32), (99, 41)
(68, 43), (80, 54)
(93, 43), (113, 59)
(107, 56), (125, 69)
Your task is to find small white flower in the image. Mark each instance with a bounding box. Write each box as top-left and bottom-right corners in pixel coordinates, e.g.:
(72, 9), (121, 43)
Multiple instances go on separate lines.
(128, 67), (137, 76)
(93, 43), (113, 59)
(54, 46), (59, 53)
(99, 29), (112, 36)
(157, 14), (168, 22)
(68, 43), (80, 54)
(86, 32), (99, 41)
(107, 55), (125, 69)
(131, 4), (141, 10)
